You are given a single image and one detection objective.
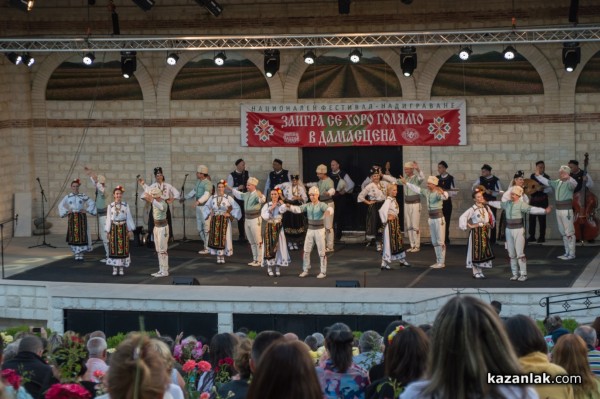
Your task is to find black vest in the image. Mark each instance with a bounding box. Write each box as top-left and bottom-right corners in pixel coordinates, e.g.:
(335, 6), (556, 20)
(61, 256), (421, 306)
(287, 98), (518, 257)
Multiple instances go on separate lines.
(479, 176), (499, 201)
(530, 173), (550, 207)
(230, 170), (249, 193)
(570, 170), (585, 193)
(437, 174), (454, 201)
(269, 169), (289, 189)
(329, 170), (348, 190)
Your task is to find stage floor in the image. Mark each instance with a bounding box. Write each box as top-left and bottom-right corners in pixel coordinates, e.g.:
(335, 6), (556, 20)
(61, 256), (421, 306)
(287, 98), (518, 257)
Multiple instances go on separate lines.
(5, 236), (600, 289)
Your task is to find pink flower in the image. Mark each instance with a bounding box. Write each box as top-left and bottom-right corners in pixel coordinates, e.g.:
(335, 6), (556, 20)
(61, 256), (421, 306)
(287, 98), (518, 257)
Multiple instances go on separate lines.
(45, 383), (91, 399)
(173, 344), (183, 359)
(1, 369), (21, 390)
(182, 360), (197, 373)
(199, 393), (210, 399)
(197, 360), (211, 373)
(92, 370), (105, 379)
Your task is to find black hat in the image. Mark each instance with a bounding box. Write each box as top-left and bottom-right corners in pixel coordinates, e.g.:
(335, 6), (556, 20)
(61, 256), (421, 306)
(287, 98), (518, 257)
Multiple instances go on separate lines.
(514, 170), (524, 179)
(535, 160), (545, 166)
(481, 164), (492, 171)
(438, 160), (448, 169)
(568, 159), (579, 166)
(273, 158), (283, 165)
(290, 174), (300, 180)
(153, 166), (163, 176)
(369, 167), (381, 176)
(235, 158), (244, 166)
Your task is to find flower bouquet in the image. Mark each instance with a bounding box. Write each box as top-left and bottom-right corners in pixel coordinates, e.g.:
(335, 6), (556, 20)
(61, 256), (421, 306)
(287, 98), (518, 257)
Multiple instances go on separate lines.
(45, 383), (91, 399)
(174, 338), (205, 365)
(181, 360), (211, 399)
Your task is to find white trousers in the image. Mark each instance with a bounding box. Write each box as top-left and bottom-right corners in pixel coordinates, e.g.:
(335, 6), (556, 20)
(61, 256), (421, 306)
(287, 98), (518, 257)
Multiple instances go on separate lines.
(505, 227), (526, 276)
(99, 215), (109, 257)
(245, 217), (263, 262)
(154, 224), (169, 272)
(195, 206), (210, 249)
(324, 202), (335, 250)
(428, 217), (446, 265)
(405, 202), (421, 249)
(303, 228), (327, 273)
(556, 209), (576, 257)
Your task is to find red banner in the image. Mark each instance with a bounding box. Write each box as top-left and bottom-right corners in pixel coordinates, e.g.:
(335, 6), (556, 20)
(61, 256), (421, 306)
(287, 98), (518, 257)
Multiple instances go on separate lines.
(242, 100), (466, 147)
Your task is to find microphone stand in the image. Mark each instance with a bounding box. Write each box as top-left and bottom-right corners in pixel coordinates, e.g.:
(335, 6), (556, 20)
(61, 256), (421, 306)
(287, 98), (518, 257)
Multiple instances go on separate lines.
(1, 215), (18, 279)
(180, 174), (189, 242)
(134, 175), (144, 246)
(92, 183), (102, 244)
(29, 178), (56, 249)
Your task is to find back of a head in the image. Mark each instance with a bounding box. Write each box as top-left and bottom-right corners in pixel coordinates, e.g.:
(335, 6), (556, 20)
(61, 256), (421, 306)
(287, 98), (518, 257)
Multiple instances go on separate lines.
(543, 315), (562, 333)
(233, 338), (253, 380)
(18, 335), (43, 355)
(311, 332), (324, 348)
(574, 325), (597, 348)
(325, 323), (354, 373)
(385, 325), (429, 386)
(425, 296), (523, 399)
(304, 335), (318, 351)
(3, 340), (21, 363)
(88, 330), (107, 340)
(149, 338), (175, 371)
(107, 334), (168, 399)
(505, 314), (548, 357)
(209, 333), (239, 367)
(251, 331), (284, 365)
(87, 337), (107, 358)
(359, 330), (382, 353)
(382, 320), (408, 351)
(490, 300), (502, 315)
(246, 340), (322, 399)
(553, 334), (596, 396)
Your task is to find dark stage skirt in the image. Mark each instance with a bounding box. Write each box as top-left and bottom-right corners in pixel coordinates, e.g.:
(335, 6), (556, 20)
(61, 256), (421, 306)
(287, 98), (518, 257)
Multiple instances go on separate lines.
(264, 222), (282, 260)
(283, 200), (307, 238)
(67, 213), (88, 246)
(109, 223), (130, 258)
(366, 201), (384, 239)
(208, 214), (228, 250)
(388, 217), (405, 255)
(471, 226), (495, 264)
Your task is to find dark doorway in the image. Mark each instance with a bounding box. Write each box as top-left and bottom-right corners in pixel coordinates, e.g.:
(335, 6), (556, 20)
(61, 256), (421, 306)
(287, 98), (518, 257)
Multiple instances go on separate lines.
(302, 146), (404, 231)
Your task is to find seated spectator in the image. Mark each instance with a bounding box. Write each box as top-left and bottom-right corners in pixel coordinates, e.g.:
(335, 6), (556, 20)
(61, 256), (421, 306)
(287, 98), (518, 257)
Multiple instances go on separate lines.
(304, 336), (319, 365)
(368, 321), (407, 382)
(1, 335), (34, 399)
(553, 334), (600, 399)
(197, 333), (238, 394)
(543, 315), (569, 351)
(316, 323), (369, 399)
(247, 340), (322, 399)
(148, 339), (184, 399)
(353, 330), (383, 372)
(574, 325), (600, 376)
(83, 338), (108, 383)
(401, 296), (537, 399)
(216, 337), (252, 399)
(505, 314), (574, 399)
(250, 331), (284, 372)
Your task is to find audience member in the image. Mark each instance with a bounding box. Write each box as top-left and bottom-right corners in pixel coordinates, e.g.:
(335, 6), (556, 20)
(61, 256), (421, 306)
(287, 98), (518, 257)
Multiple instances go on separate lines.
(353, 330), (383, 372)
(544, 315), (569, 351)
(368, 320), (407, 382)
(491, 300), (502, 315)
(574, 325), (600, 376)
(553, 334), (600, 399)
(250, 331), (284, 371)
(83, 338), (108, 383)
(216, 337), (252, 399)
(197, 333), (238, 394)
(148, 339), (184, 399)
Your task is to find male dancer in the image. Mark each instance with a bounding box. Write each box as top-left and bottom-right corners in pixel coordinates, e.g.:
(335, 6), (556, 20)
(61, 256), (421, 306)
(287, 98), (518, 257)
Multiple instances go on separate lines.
(264, 158), (289, 193)
(227, 159), (249, 242)
(306, 164), (336, 252)
(180, 165), (213, 254)
(528, 161), (550, 243)
(145, 187), (170, 277)
(436, 161), (455, 245)
(231, 177), (266, 266)
(471, 164), (502, 244)
(84, 166), (109, 261)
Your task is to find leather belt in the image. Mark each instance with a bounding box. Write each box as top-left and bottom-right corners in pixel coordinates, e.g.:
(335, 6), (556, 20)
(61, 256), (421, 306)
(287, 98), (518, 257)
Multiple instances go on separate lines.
(154, 219), (168, 227)
(556, 200), (572, 210)
(405, 195), (420, 204)
(506, 219), (524, 229)
(428, 210), (443, 219)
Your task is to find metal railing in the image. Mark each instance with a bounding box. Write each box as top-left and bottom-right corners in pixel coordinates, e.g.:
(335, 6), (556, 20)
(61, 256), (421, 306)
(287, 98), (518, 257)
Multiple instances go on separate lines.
(539, 290), (600, 318)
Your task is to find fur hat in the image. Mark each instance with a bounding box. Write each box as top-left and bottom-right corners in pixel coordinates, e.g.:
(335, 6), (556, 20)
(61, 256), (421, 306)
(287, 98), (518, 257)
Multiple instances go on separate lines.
(404, 161), (415, 168)
(316, 164), (327, 174)
(513, 170), (524, 179)
(150, 187), (162, 198)
(197, 165), (208, 174)
(308, 186), (320, 195)
(512, 186), (524, 197)
(247, 177), (259, 186)
(481, 164), (492, 172)
(559, 165), (571, 174)
(438, 160), (448, 169)
(153, 167), (163, 176)
(97, 175), (106, 184)
(427, 176), (439, 185)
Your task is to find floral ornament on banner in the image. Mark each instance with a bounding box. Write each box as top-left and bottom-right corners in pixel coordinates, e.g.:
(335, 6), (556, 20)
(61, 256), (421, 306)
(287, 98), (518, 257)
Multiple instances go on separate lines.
(45, 384), (91, 399)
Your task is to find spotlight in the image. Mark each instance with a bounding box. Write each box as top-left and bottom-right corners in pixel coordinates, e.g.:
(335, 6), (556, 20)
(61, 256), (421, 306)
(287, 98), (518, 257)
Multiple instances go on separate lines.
(131, 0), (154, 11)
(6, 52), (22, 65)
(349, 49), (361, 63)
(338, 0), (350, 14)
(82, 53), (95, 66)
(400, 46), (417, 77)
(9, 0), (31, 12)
(503, 46), (516, 60)
(264, 49), (280, 78)
(458, 46), (472, 61)
(21, 54), (34, 67)
(121, 51), (137, 79)
(304, 50), (316, 65)
(166, 53), (179, 66)
(195, 0), (222, 17)
(562, 43), (580, 72)
(27, 0), (34, 11)
(214, 52), (226, 66)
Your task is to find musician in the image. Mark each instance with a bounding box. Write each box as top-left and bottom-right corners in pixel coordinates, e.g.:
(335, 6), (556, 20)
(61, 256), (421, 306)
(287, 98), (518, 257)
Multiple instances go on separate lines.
(329, 159), (354, 241)
(400, 175), (448, 269)
(436, 161), (455, 245)
(139, 167), (179, 246)
(227, 159), (249, 242)
(180, 165), (213, 254)
(528, 161), (551, 243)
(264, 158), (289, 193)
(471, 164), (502, 245)
(535, 165), (578, 260)
(569, 159), (594, 193)
(230, 176), (266, 267)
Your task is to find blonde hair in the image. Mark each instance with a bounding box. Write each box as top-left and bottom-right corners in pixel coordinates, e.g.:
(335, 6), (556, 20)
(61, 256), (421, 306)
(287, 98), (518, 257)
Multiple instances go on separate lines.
(553, 334), (596, 399)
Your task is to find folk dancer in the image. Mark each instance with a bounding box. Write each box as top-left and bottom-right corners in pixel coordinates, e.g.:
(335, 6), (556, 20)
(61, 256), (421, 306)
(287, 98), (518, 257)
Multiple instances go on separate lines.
(357, 168), (388, 251)
(360, 163), (382, 190)
(203, 180), (241, 264)
(264, 158), (289, 193)
(306, 164), (337, 252)
(458, 187), (496, 279)
(436, 161), (456, 245)
(180, 165), (213, 254)
(84, 166), (109, 261)
(230, 176), (266, 267)
(227, 159), (249, 242)
(105, 185), (135, 276)
(329, 159), (355, 241)
(287, 186), (333, 279)
(471, 164), (502, 244)
(383, 161), (425, 252)
(488, 186), (551, 281)
(59, 179), (97, 261)
(261, 188), (291, 276)
(498, 171), (530, 240)
(378, 184), (411, 270)
(276, 175), (308, 250)
(401, 175), (448, 268)
(535, 165), (578, 260)
(528, 161), (551, 243)
(139, 167), (180, 245)
(145, 187), (171, 277)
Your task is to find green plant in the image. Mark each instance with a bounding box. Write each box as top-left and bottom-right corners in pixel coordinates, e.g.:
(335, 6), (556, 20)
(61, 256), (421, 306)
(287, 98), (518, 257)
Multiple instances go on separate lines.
(246, 331), (257, 340)
(536, 320), (547, 335)
(562, 318), (579, 333)
(106, 332), (127, 349)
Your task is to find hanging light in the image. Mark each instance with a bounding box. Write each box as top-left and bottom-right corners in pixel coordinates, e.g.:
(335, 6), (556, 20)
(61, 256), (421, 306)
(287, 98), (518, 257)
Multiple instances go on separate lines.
(82, 53), (95, 66)
(264, 49), (280, 78)
(6, 52), (22, 65)
(400, 46), (417, 77)
(304, 50), (316, 65)
(458, 46), (472, 61)
(562, 43), (580, 72)
(21, 54), (35, 67)
(503, 46), (516, 60)
(121, 51), (137, 79)
(214, 52), (226, 66)
(349, 49), (361, 63)
(27, 0), (34, 11)
(166, 53), (179, 66)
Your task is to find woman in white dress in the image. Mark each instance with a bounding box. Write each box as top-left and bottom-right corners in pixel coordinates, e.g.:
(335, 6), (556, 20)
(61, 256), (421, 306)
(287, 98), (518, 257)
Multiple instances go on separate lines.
(357, 168), (389, 251)
(458, 187), (495, 279)
(276, 175), (308, 250)
(58, 178), (97, 261)
(378, 184), (411, 270)
(261, 188), (291, 277)
(105, 185), (136, 276)
(203, 180), (241, 264)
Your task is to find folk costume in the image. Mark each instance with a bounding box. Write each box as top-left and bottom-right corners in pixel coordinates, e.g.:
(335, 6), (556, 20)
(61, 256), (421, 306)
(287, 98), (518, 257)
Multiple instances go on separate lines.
(182, 165), (213, 253)
(357, 171), (388, 250)
(276, 178), (308, 250)
(458, 202), (496, 279)
(329, 164), (355, 240)
(90, 175), (109, 260)
(203, 189), (241, 264)
(378, 194), (410, 269)
(471, 164), (502, 244)
(436, 161), (455, 245)
(306, 164), (337, 252)
(231, 177), (266, 267)
(58, 179), (97, 260)
(227, 159), (249, 241)
(264, 158), (289, 192)
(261, 199), (290, 276)
(528, 166), (551, 243)
(105, 187), (136, 276)
(148, 187), (170, 277)
(141, 167), (180, 246)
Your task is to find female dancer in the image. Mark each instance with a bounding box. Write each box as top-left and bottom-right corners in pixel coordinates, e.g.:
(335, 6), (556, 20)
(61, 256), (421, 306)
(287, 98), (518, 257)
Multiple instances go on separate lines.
(357, 168), (389, 251)
(276, 174), (308, 251)
(203, 180), (241, 264)
(378, 184), (410, 270)
(458, 186), (495, 279)
(105, 185), (136, 276)
(58, 178), (97, 261)
(261, 188), (291, 277)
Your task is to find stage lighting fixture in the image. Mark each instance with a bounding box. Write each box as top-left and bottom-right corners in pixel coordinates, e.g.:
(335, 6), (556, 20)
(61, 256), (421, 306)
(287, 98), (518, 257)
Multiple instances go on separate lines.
(195, 0), (222, 17)
(10, 0), (31, 12)
(264, 49), (280, 78)
(27, 0), (34, 11)
(400, 46), (417, 77)
(132, 0), (154, 11)
(458, 46), (472, 61)
(304, 50), (316, 65)
(166, 53), (179, 66)
(214, 52), (226, 66)
(21, 54), (35, 67)
(503, 46), (516, 60)
(6, 52), (22, 65)
(401, 0), (413, 4)
(82, 53), (95, 66)
(121, 51), (137, 79)
(562, 43), (580, 72)
(349, 49), (361, 63)
(338, 0), (350, 14)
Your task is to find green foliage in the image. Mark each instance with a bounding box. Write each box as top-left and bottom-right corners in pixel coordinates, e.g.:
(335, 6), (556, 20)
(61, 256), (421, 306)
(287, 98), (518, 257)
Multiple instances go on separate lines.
(536, 320), (547, 335)
(106, 332), (127, 349)
(49, 334), (88, 383)
(352, 331), (362, 340)
(4, 326), (30, 336)
(247, 330), (257, 340)
(562, 318), (579, 333)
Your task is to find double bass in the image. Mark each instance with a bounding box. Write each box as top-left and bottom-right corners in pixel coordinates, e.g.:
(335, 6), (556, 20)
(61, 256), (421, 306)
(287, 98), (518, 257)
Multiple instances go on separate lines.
(573, 153), (600, 242)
